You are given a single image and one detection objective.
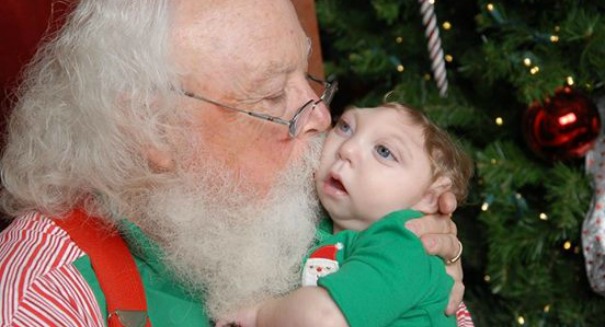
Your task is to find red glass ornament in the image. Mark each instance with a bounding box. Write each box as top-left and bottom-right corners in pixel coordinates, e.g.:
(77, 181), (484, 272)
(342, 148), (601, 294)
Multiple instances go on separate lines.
(523, 87), (601, 161)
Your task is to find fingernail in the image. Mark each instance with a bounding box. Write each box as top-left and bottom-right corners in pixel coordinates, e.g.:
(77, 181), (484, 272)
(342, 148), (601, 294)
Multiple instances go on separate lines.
(405, 221), (418, 234)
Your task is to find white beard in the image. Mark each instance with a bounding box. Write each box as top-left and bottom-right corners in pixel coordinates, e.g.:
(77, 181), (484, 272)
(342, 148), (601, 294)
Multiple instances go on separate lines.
(133, 136), (324, 319)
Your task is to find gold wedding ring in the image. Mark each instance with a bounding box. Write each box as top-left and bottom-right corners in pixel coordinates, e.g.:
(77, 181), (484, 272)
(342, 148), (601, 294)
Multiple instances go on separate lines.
(446, 240), (463, 265)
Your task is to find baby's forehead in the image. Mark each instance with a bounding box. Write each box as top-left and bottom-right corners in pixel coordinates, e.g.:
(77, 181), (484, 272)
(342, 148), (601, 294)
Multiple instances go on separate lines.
(349, 105), (416, 124)
(352, 106), (424, 137)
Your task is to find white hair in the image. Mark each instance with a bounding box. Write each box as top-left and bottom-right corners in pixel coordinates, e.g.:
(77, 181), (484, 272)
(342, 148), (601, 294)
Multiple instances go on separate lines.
(142, 135), (324, 319)
(0, 0), (330, 317)
(0, 0), (185, 219)
(1, 0), (326, 318)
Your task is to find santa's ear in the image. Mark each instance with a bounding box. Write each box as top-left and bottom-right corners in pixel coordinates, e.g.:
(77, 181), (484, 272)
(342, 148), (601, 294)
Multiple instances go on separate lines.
(146, 146), (174, 172)
(412, 176), (453, 214)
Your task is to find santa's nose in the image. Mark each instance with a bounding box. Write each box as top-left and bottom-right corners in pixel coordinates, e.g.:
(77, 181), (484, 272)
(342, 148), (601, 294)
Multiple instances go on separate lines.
(316, 267), (322, 272)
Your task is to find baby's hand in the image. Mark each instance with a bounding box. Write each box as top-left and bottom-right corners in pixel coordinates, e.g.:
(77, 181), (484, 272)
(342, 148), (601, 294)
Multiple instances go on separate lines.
(214, 306), (259, 327)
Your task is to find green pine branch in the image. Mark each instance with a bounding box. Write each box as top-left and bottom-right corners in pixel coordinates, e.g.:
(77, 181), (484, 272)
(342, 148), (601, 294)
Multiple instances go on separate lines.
(318, 0), (605, 325)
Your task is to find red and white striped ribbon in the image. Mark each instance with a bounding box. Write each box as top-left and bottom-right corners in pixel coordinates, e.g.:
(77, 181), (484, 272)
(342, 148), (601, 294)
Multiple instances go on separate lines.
(419, 0), (448, 97)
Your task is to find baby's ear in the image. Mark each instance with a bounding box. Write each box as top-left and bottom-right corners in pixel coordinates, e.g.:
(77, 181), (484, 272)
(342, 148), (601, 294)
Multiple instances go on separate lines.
(412, 176), (453, 214)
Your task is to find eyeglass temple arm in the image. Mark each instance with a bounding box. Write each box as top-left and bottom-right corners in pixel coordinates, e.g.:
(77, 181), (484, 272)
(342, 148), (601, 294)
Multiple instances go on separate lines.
(246, 111), (291, 126)
(307, 74), (338, 105)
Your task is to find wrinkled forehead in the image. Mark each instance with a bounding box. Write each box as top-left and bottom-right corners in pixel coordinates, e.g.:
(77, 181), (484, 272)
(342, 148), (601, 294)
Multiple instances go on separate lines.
(170, 0), (310, 77)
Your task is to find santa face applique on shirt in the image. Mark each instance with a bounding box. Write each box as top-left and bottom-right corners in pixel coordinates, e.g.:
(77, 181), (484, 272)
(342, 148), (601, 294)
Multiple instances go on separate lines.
(301, 243), (343, 286)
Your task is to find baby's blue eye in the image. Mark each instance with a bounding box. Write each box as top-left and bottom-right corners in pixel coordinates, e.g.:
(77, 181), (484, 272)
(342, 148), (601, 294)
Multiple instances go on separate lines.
(336, 119), (351, 133)
(375, 145), (394, 160)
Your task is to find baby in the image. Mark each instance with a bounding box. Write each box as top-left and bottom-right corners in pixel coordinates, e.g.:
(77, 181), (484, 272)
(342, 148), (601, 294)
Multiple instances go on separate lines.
(218, 102), (473, 327)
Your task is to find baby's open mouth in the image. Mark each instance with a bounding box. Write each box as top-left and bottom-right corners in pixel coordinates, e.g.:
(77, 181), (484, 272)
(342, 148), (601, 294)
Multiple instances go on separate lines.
(327, 174), (347, 193)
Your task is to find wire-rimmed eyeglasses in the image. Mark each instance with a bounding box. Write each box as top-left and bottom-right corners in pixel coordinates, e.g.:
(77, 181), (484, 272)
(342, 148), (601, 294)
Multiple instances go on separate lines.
(181, 74), (338, 138)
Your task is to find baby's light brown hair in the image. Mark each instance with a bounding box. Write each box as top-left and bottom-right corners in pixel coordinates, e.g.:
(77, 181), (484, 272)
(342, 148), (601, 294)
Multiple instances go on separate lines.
(380, 102), (473, 203)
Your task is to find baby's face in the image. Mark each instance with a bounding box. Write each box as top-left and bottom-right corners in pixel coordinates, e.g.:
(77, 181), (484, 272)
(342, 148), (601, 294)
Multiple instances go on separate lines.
(315, 107), (434, 231)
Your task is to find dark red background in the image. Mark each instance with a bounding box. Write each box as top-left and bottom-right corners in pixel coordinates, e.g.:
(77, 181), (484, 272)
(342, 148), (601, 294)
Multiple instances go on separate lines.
(1, 0), (72, 132)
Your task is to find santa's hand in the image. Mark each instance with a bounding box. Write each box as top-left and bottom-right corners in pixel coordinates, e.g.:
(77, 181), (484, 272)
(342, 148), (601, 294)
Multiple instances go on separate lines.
(405, 191), (465, 315)
(405, 191), (458, 258)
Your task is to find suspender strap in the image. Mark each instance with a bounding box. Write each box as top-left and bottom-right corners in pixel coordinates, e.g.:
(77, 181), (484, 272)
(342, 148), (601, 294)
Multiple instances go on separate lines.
(52, 209), (151, 327)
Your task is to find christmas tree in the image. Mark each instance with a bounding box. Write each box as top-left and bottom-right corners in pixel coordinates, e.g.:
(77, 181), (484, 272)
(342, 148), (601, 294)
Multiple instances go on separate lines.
(316, 0), (605, 325)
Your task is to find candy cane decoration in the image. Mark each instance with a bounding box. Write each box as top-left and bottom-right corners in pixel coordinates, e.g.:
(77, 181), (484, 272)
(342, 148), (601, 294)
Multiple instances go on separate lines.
(419, 0), (448, 97)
